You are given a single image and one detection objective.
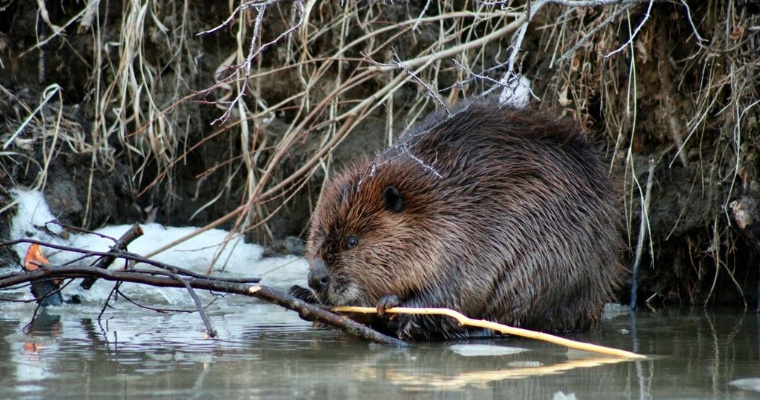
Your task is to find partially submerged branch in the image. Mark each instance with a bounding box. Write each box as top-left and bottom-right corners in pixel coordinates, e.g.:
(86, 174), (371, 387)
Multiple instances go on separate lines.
(249, 285), (408, 347)
(334, 306), (645, 359)
(80, 222), (144, 289)
(0, 260), (407, 347)
(4, 239), (639, 353)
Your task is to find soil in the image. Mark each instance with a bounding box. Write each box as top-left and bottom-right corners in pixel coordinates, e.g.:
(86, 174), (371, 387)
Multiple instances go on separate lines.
(1, 1), (758, 307)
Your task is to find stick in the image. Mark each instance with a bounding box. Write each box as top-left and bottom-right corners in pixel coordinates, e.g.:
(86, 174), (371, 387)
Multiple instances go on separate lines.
(80, 222), (144, 289)
(0, 238), (260, 284)
(0, 266), (407, 347)
(249, 286), (408, 347)
(631, 158), (655, 309)
(333, 306), (645, 359)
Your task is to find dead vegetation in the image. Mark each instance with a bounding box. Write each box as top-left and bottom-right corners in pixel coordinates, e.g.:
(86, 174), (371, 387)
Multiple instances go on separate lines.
(1, 0), (758, 305)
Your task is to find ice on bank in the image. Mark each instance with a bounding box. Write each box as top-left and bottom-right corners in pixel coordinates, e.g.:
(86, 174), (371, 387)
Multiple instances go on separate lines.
(4, 188), (307, 302)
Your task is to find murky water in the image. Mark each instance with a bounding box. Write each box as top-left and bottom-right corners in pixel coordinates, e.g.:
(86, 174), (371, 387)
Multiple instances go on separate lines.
(1, 283), (759, 399)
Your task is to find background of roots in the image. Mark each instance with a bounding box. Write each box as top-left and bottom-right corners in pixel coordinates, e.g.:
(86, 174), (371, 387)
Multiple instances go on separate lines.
(1, 1), (758, 305)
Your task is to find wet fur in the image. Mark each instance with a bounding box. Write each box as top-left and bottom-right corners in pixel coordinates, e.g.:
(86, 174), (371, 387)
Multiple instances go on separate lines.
(293, 100), (623, 340)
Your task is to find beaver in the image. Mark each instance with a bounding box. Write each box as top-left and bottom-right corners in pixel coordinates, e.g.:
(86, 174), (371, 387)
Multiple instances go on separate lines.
(289, 99), (623, 340)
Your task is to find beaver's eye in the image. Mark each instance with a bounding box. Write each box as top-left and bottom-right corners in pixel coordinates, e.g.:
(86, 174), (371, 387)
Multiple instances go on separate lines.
(346, 236), (359, 249)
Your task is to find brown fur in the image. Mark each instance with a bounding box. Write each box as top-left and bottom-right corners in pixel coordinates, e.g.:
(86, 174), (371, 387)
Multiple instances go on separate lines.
(292, 100), (623, 340)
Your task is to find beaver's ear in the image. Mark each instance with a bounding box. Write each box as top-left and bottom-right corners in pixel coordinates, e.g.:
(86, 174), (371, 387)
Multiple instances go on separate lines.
(383, 186), (404, 212)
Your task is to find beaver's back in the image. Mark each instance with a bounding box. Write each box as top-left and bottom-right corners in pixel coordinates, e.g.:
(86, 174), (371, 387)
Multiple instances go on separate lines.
(305, 100), (623, 339)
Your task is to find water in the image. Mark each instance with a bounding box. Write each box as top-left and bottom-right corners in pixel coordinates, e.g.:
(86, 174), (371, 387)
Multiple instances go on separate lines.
(10, 199), (756, 398)
(1, 295), (759, 400)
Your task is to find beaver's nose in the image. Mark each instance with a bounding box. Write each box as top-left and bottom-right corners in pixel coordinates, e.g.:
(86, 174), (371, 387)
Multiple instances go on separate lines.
(308, 257), (330, 292)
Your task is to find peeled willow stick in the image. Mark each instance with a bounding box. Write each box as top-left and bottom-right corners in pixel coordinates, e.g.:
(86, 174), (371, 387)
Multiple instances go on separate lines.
(332, 306), (645, 359)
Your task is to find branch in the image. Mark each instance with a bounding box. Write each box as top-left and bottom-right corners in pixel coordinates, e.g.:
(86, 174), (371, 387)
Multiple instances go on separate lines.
(0, 264), (407, 347)
(368, 17), (525, 73)
(80, 222), (144, 289)
(0, 238), (260, 283)
(249, 285), (408, 347)
(497, 0), (669, 101)
(387, 49), (450, 115)
(558, 3), (636, 63)
(334, 306), (645, 359)
(604, 0), (654, 58)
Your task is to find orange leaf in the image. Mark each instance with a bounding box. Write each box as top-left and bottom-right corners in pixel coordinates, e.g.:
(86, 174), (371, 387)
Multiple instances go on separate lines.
(24, 341), (40, 352)
(24, 244), (51, 272)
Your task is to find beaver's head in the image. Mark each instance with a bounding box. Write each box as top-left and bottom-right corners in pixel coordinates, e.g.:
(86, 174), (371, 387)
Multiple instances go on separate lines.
(306, 158), (447, 307)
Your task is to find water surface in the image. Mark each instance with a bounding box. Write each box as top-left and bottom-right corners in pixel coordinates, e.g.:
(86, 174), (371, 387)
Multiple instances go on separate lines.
(1, 286), (759, 399)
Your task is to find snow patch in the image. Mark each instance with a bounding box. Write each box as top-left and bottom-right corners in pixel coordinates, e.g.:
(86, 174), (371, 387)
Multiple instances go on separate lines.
(5, 189), (308, 303)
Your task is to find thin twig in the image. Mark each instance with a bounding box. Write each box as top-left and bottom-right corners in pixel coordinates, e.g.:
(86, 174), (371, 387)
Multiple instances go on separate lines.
(630, 158), (655, 309)
(604, 0), (654, 58)
(98, 281), (122, 320)
(369, 18), (525, 73)
(389, 50), (450, 115)
(249, 286), (408, 347)
(172, 270), (217, 338)
(558, 4), (636, 63)
(0, 239), (261, 284)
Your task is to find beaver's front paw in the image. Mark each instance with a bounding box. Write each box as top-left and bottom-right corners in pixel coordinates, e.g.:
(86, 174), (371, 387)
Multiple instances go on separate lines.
(376, 294), (402, 315)
(288, 285), (319, 304)
(288, 285), (322, 322)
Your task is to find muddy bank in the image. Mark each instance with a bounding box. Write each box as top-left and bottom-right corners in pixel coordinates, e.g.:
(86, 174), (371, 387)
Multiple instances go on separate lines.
(1, 1), (758, 305)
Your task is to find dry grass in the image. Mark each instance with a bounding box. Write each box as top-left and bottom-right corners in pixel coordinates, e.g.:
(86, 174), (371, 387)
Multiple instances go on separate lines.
(2, 0), (758, 299)
(536, 0), (759, 302)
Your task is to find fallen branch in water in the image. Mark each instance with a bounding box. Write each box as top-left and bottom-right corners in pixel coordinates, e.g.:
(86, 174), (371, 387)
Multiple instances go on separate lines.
(80, 222), (144, 289)
(333, 306), (645, 359)
(247, 285), (407, 347)
(0, 239), (408, 346)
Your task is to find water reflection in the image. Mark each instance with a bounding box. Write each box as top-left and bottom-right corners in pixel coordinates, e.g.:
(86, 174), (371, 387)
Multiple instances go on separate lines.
(0, 305), (758, 399)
